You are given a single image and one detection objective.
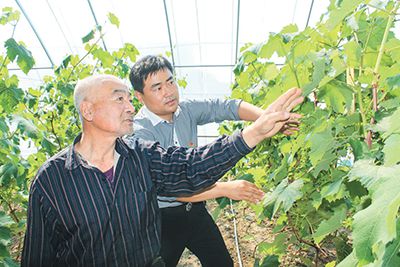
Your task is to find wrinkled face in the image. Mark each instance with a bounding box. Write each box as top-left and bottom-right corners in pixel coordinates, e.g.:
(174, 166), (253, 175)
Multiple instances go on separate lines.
(136, 68), (179, 121)
(82, 78), (135, 137)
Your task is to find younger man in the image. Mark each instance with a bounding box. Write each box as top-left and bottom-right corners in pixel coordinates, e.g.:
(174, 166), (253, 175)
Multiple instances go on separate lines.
(129, 55), (301, 266)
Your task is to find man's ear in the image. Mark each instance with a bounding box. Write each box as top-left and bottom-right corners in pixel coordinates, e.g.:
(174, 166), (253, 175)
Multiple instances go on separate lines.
(135, 91), (144, 104)
(80, 101), (94, 122)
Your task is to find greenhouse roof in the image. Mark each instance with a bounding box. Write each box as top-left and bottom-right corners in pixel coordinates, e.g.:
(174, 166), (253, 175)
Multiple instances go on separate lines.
(1, 0), (332, 94)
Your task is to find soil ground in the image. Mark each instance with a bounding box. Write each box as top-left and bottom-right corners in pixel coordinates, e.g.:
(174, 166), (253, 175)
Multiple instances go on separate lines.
(177, 200), (308, 267)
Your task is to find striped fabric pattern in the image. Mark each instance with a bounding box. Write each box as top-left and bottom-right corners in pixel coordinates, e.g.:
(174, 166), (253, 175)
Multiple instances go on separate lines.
(21, 131), (251, 267)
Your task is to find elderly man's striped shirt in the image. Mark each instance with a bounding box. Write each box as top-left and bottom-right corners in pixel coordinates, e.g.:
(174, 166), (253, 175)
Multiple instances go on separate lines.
(21, 131), (252, 267)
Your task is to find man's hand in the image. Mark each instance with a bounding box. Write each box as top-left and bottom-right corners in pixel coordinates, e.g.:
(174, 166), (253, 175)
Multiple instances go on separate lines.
(265, 87), (303, 113)
(242, 88), (304, 147)
(220, 180), (264, 203)
(266, 87), (303, 136)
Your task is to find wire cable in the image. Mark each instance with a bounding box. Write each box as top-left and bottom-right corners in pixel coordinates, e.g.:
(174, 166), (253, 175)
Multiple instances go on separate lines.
(229, 197), (243, 267)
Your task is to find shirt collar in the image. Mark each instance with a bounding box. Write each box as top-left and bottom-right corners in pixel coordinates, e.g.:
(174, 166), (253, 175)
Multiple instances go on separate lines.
(65, 133), (130, 170)
(138, 105), (181, 126)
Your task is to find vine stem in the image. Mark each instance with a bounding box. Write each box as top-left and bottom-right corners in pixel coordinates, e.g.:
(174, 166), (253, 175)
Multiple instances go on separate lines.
(286, 212), (322, 262)
(0, 193), (20, 223)
(65, 34), (104, 83)
(366, 1), (399, 147)
(50, 111), (63, 150)
(250, 62), (269, 88)
(111, 48), (128, 75)
(282, 43), (301, 88)
(0, 55), (8, 74)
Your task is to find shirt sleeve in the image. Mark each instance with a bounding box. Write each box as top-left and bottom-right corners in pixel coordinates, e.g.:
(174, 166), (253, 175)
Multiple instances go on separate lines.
(21, 182), (58, 266)
(142, 130), (253, 196)
(131, 123), (157, 141)
(184, 99), (242, 125)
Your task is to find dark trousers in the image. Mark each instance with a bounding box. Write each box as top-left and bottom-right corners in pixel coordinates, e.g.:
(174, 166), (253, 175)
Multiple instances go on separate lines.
(160, 202), (233, 267)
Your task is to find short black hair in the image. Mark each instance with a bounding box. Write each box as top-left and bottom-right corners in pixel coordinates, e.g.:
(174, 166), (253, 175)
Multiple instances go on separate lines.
(129, 55), (174, 93)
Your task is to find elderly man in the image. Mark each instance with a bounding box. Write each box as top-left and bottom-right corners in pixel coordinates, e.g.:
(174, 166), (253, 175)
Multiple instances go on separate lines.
(21, 74), (303, 267)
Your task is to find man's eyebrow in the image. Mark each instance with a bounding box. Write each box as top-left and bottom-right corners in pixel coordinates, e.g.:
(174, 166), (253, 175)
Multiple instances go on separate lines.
(150, 75), (173, 88)
(112, 88), (130, 96)
(151, 82), (161, 89)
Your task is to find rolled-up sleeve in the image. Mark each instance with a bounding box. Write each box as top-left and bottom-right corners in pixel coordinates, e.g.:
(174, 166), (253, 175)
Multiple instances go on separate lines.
(185, 99), (242, 125)
(143, 130), (252, 196)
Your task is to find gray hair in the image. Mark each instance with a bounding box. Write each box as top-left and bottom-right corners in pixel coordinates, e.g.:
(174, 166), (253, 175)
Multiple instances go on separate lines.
(73, 74), (124, 122)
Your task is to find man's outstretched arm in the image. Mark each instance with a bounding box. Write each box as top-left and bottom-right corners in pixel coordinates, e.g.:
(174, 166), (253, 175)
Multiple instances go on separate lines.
(176, 180), (265, 203)
(237, 101), (263, 121)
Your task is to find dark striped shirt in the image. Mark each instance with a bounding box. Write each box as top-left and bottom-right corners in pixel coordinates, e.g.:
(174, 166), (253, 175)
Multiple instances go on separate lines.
(21, 131), (252, 267)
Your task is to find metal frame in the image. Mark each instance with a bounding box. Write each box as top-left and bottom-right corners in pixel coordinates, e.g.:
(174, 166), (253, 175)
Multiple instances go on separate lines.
(86, 0), (108, 51)
(163, 0), (176, 67)
(14, 0), (54, 67)
(9, 1), (316, 73)
(305, 0), (315, 29)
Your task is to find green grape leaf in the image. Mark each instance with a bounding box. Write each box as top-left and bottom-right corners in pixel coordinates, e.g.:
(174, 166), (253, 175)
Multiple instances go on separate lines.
(303, 57), (326, 96)
(380, 97), (400, 110)
(4, 38), (35, 74)
(257, 233), (287, 255)
(242, 50), (258, 64)
(107, 12), (120, 28)
(236, 72), (250, 89)
(263, 64), (279, 81)
(385, 39), (400, 62)
(2, 257), (19, 267)
(319, 81), (353, 114)
(0, 117), (8, 133)
(349, 138), (371, 161)
(257, 40), (274, 59)
(313, 205), (347, 244)
(343, 40), (361, 67)
(263, 178), (303, 217)
(82, 29), (95, 43)
(309, 129), (334, 168)
(281, 24), (298, 34)
(0, 226), (11, 246)
(0, 7), (20, 25)
(337, 251), (359, 267)
(41, 137), (58, 154)
(321, 171), (345, 199)
(0, 212), (13, 227)
(259, 255), (280, 267)
(0, 162), (17, 186)
(319, 51), (346, 88)
(0, 84), (24, 113)
(325, 0), (367, 30)
(382, 219), (400, 266)
(92, 49), (114, 68)
(373, 108), (400, 138)
(387, 74), (400, 89)
(350, 160), (400, 263)
(312, 151), (336, 177)
(14, 115), (39, 138)
(382, 134), (400, 166)
(123, 43), (139, 62)
(0, 243), (10, 257)
(346, 14), (359, 31)
(349, 160), (400, 188)
(55, 55), (72, 74)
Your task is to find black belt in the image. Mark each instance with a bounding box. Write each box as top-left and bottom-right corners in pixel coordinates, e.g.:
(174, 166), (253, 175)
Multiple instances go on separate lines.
(184, 201), (205, 212)
(163, 201), (205, 212)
